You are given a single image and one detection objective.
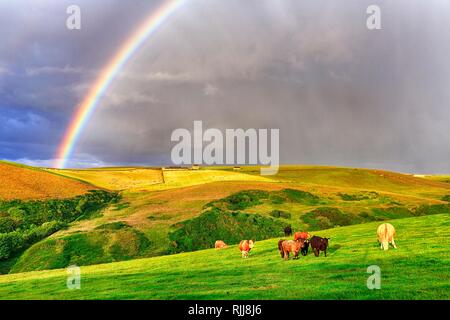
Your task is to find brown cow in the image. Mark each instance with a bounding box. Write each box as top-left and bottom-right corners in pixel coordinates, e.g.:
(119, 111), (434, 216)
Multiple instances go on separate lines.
(294, 231), (311, 241)
(239, 240), (255, 258)
(310, 236), (329, 257)
(377, 223), (397, 250)
(284, 226), (292, 237)
(215, 240), (228, 249)
(278, 239), (306, 260)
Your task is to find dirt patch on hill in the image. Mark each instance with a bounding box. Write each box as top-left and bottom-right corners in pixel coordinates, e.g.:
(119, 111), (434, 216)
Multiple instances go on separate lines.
(0, 162), (95, 200)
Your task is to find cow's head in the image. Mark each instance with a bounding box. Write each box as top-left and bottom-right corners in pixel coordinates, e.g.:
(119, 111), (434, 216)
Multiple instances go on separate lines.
(248, 240), (255, 249)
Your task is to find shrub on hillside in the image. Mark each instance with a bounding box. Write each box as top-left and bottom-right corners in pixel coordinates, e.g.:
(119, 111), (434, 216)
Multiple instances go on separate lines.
(11, 226), (152, 273)
(0, 217), (18, 233)
(168, 209), (285, 253)
(205, 190), (270, 211)
(415, 204), (450, 216)
(371, 206), (413, 219)
(441, 195), (450, 202)
(0, 232), (24, 260)
(205, 189), (321, 211)
(269, 210), (291, 219)
(0, 190), (119, 263)
(95, 221), (130, 230)
(282, 189), (320, 205)
(338, 191), (379, 201)
(301, 207), (353, 230)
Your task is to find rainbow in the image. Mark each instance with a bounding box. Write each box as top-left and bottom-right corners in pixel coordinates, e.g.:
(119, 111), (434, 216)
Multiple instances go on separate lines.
(54, 0), (186, 169)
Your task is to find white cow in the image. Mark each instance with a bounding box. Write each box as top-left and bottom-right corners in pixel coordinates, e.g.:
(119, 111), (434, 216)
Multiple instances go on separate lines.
(377, 223), (397, 250)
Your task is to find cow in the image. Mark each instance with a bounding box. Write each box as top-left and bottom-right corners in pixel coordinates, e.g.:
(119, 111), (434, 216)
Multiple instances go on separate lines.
(215, 240), (228, 249)
(310, 236), (329, 257)
(294, 231), (310, 241)
(377, 223), (397, 250)
(239, 240), (255, 258)
(278, 239), (306, 260)
(284, 226), (292, 237)
(301, 240), (310, 256)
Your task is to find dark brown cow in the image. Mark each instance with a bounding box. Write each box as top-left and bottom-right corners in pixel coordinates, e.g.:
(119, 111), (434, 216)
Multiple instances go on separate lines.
(310, 236), (330, 257)
(284, 226), (292, 237)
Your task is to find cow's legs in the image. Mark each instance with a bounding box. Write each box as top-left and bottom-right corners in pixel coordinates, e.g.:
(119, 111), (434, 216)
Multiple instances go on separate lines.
(314, 248), (319, 257)
(324, 249), (327, 257)
(391, 239), (397, 249)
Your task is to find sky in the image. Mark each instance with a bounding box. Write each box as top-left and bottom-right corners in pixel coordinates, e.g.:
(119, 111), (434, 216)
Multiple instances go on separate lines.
(0, 0), (449, 173)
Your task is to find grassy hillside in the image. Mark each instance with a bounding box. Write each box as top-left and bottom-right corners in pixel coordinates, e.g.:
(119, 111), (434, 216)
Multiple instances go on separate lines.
(0, 161), (97, 200)
(47, 167), (271, 191)
(47, 168), (164, 191)
(0, 214), (448, 299)
(7, 165), (449, 273)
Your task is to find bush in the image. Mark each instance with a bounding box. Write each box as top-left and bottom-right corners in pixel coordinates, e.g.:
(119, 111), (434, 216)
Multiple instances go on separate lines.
(358, 211), (380, 222)
(302, 207), (353, 230)
(95, 221), (129, 230)
(0, 217), (18, 233)
(282, 189), (320, 205)
(0, 232), (24, 260)
(23, 221), (66, 245)
(269, 194), (285, 204)
(415, 204), (450, 216)
(219, 190), (269, 210)
(269, 210), (291, 219)
(442, 195), (450, 202)
(0, 190), (119, 261)
(169, 209), (285, 253)
(338, 191), (379, 201)
(371, 206), (413, 219)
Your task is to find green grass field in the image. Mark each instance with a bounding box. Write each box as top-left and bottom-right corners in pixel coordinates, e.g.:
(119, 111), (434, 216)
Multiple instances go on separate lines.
(0, 214), (448, 299)
(1, 163), (449, 299)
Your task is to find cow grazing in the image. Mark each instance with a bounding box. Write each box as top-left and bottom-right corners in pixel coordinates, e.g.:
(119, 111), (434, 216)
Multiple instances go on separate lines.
(239, 240), (255, 258)
(278, 239), (306, 260)
(301, 240), (309, 256)
(294, 231), (310, 241)
(284, 226), (292, 237)
(310, 236), (329, 257)
(377, 223), (397, 250)
(215, 240), (228, 249)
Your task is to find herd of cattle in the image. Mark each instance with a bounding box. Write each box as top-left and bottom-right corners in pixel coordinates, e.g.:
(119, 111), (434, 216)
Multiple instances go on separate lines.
(214, 222), (397, 260)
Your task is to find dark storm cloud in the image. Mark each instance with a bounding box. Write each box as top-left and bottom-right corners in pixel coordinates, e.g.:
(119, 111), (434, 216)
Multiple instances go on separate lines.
(1, 0), (449, 172)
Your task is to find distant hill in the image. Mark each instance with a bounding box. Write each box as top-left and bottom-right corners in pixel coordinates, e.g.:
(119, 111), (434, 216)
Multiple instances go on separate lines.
(0, 161), (96, 200)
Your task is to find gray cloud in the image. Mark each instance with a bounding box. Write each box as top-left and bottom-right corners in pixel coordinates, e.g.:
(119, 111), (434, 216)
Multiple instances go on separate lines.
(1, 0), (450, 173)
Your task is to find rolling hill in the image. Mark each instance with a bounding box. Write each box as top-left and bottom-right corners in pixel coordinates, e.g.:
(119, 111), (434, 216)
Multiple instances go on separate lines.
(2, 164), (448, 274)
(0, 161), (97, 200)
(0, 214), (448, 299)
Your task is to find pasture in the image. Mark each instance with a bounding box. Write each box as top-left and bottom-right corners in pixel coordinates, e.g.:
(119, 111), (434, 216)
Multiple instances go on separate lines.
(0, 214), (448, 299)
(1, 163), (449, 300)
(3, 165), (449, 274)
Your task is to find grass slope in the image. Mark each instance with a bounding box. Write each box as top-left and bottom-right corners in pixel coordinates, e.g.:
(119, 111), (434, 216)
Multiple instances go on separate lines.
(47, 168), (164, 191)
(0, 161), (96, 200)
(10, 164), (450, 273)
(0, 214), (448, 300)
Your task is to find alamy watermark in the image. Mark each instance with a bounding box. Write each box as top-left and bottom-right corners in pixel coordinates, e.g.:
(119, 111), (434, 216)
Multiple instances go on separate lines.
(367, 265), (381, 290)
(171, 121), (279, 175)
(367, 5), (382, 30)
(66, 5), (81, 30)
(67, 265), (81, 289)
